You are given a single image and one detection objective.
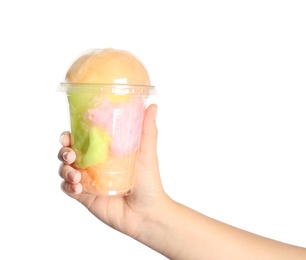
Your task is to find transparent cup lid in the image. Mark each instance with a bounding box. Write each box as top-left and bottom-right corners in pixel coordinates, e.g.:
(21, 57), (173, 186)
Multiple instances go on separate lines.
(58, 83), (156, 95)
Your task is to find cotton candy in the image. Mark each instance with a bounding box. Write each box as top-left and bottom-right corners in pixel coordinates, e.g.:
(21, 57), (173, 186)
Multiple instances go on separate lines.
(61, 48), (153, 196)
(85, 96), (145, 156)
(79, 152), (137, 195)
(71, 122), (111, 169)
(65, 48), (150, 86)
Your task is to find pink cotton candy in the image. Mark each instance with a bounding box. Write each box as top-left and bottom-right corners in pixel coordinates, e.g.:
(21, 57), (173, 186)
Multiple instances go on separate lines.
(110, 97), (145, 156)
(85, 98), (114, 132)
(85, 96), (145, 156)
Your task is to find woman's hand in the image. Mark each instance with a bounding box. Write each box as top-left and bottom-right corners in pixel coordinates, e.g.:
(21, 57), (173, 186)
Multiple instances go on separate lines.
(57, 104), (170, 238)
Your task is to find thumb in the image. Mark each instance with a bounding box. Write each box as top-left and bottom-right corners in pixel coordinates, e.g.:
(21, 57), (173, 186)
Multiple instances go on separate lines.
(139, 104), (158, 156)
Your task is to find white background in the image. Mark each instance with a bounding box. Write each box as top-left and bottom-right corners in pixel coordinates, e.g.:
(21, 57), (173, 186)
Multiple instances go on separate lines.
(0, 0), (305, 259)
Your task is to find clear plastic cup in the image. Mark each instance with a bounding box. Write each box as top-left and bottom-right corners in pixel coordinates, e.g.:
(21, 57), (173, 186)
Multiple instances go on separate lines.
(58, 83), (156, 196)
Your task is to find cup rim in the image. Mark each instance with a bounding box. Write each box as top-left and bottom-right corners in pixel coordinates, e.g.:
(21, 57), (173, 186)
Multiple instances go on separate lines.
(58, 82), (156, 95)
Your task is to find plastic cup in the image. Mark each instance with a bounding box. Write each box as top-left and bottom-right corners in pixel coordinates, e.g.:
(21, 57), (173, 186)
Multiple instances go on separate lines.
(58, 83), (156, 196)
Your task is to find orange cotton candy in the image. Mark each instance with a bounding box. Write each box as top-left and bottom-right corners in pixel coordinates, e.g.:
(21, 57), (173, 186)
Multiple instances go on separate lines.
(78, 152), (137, 195)
(65, 48), (150, 86)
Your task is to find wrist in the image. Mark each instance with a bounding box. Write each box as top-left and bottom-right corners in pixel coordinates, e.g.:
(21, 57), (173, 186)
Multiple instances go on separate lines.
(133, 194), (181, 258)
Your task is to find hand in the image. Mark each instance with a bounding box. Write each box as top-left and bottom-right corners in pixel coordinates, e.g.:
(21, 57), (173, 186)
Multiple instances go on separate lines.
(57, 104), (170, 238)
(58, 104), (306, 259)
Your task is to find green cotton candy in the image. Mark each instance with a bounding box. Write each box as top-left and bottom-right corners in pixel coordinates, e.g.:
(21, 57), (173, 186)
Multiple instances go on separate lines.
(70, 116), (111, 169)
(68, 92), (96, 114)
(67, 91), (111, 168)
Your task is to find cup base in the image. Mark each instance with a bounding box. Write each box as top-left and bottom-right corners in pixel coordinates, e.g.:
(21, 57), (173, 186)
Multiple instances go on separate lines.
(82, 188), (133, 196)
(107, 188), (133, 196)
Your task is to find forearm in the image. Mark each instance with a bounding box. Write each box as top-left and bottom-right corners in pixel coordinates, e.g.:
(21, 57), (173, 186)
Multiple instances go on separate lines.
(136, 198), (306, 259)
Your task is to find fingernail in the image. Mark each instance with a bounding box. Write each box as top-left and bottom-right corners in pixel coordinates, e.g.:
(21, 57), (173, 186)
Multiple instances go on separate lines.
(68, 171), (81, 182)
(71, 183), (82, 193)
(74, 172), (81, 182)
(59, 133), (65, 143)
(63, 152), (69, 162)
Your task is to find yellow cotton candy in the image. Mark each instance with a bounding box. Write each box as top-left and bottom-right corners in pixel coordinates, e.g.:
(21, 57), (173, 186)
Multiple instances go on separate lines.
(104, 93), (130, 104)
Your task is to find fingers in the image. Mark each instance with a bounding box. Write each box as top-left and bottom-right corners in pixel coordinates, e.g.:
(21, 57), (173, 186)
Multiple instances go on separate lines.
(59, 163), (81, 182)
(58, 131), (82, 194)
(59, 164), (82, 194)
(139, 104), (158, 155)
(58, 131), (76, 164)
(59, 131), (71, 147)
(61, 180), (82, 194)
(58, 147), (77, 164)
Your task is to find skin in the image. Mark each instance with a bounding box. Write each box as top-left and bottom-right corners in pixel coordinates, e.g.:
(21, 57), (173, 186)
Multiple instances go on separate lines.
(58, 104), (306, 259)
